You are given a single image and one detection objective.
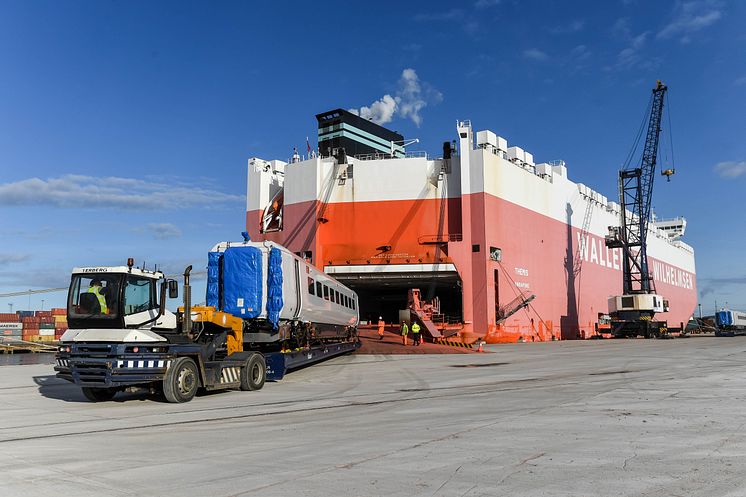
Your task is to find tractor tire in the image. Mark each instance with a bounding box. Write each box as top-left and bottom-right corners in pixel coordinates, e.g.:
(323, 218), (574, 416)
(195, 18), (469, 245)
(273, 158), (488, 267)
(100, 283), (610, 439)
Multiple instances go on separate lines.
(163, 357), (199, 403)
(81, 387), (117, 402)
(240, 353), (266, 391)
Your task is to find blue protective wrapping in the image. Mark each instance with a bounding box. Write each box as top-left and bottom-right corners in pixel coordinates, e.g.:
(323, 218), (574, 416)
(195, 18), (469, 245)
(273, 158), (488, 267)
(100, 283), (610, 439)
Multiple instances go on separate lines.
(266, 247), (284, 329)
(716, 311), (732, 327)
(206, 251), (221, 308)
(222, 247), (263, 319)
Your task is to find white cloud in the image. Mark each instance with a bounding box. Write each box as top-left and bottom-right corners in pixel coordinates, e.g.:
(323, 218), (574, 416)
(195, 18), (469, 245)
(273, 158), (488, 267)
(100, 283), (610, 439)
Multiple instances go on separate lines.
(550, 20), (585, 34)
(474, 0), (500, 8)
(349, 69), (442, 127)
(523, 48), (548, 61)
(734, 76), (746, 86)
(570, 44), (592, 62)
(658, 1), (722, 42)
(714, 161), (746, 178)
(0, 254), (30, 265)
(0, 175), (243, 210)
(615, 31), (649, 69)
(147, 223), (182, 240)
(351, 95), (398, 126)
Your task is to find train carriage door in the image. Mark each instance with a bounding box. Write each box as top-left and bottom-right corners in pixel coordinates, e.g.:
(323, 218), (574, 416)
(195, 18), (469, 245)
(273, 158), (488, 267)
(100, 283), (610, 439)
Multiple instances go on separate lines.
(279, 251), (299, 319)
(293, 259), (302, 318)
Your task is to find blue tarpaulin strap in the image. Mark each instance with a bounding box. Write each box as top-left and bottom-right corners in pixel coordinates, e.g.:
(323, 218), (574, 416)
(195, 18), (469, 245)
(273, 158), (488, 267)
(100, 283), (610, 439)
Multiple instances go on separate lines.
(206, 251), (221, 308)
(266, 247), (284, 329)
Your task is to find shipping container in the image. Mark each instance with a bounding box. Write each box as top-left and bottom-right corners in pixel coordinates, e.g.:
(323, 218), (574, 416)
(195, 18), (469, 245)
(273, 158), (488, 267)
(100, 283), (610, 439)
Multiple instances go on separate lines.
(52, 308), (66, 316)
(16, 311), (34, 318)
(0, 313), (19, 322)
(1, 325), (23, 337)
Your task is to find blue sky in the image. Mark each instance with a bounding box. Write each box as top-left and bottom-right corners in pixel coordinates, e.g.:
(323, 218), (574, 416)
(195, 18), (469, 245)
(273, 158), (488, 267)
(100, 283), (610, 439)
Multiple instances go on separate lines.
(0, 0), (743, 315)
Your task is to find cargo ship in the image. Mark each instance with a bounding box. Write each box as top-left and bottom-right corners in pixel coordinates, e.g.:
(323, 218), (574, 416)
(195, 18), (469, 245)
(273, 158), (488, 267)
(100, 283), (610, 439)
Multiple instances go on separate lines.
(245, 109), (696, 342)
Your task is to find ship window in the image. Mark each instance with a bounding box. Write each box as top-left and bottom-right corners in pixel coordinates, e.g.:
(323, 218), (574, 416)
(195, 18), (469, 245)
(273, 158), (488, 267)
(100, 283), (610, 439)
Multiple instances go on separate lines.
(490, 247), (502, 261)
(317, 281), (322, 297)
(622, 296), (634, 308)
(308, 278), (315, 296)
(472, 244), (480, 253)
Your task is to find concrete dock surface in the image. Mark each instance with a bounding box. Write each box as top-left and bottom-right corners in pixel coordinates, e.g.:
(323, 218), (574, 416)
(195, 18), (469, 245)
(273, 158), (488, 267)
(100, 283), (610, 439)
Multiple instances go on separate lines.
(1, 337), (745, 496)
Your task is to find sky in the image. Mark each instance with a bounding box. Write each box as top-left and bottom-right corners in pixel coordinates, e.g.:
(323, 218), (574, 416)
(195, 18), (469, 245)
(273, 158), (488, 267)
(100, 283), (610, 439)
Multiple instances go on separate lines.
(0, 0), (744, 314)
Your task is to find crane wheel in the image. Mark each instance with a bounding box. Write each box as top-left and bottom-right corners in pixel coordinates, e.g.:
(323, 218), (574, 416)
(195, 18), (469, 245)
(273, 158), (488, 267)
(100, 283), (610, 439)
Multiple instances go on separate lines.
(240, 353), (266, 391)
(81, 387), (117, 402)
(163, 357), (199, 403)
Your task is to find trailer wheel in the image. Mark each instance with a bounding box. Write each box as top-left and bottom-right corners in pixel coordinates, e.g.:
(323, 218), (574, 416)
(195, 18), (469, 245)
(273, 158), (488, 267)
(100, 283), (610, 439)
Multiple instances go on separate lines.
(240, 353), (266, 391)
(81, 387), (117, 402)
(163, 357), (199, 403)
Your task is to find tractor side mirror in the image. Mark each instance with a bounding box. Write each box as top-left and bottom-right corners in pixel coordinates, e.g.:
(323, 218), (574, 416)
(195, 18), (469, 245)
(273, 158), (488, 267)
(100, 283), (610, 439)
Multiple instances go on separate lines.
(168, 279), (179, 299)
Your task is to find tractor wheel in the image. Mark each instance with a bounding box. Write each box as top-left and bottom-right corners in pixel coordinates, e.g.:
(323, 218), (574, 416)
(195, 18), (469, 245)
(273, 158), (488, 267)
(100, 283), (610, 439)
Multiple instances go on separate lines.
(163, 357), (199, 403)
(240, 353), (266, 391)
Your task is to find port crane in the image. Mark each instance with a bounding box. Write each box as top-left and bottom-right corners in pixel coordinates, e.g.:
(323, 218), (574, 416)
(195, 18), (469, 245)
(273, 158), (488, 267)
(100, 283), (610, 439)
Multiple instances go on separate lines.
(605, 81), (674, 338)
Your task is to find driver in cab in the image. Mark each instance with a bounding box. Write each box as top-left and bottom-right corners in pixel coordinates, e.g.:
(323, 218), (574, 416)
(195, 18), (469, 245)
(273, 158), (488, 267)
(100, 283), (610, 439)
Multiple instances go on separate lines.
(87, 279), (109, 314)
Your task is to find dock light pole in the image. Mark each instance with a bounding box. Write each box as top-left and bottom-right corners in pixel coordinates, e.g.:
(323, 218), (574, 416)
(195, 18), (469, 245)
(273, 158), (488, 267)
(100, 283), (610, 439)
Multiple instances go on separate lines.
(698, 303), (702, 319)
(41, 299), (45, 311)
(7, 303), (12, 313)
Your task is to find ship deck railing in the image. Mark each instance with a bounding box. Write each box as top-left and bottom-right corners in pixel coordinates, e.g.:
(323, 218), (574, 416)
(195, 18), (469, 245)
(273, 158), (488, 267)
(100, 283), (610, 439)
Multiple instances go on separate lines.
(354, 151), (428, 161)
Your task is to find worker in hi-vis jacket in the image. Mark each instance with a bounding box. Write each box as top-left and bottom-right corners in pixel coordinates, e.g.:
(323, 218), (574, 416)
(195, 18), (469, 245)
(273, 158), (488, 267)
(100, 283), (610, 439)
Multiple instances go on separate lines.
(411, 322), (421, 346)
(377, 317), (385, 340)
(401, 321), (409, 345)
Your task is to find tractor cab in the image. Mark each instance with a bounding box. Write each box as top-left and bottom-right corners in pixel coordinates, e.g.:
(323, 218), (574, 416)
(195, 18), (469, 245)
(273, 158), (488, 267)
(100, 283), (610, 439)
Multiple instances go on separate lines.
(66, 259), (179, 332)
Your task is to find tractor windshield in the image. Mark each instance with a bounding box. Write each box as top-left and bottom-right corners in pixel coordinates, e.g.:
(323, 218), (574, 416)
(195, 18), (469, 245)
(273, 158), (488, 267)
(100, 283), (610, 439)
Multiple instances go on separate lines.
(68, 274), (121, 319)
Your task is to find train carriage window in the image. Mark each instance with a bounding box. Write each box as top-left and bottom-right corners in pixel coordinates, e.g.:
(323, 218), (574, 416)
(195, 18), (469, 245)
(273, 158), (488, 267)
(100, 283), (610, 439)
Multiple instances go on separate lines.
(352, 299), (356, 310)
(333, 290), (339, 304)
(345, 295), (350, 308)
(308, 277), (315, 296)
(316, 281), (322, 297)
(323, 285), (329, 301)
(343, 295), (348, 308)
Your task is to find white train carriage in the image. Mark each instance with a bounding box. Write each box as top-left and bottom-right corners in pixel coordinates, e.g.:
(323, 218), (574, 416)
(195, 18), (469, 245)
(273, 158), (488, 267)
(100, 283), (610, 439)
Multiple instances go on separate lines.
(715, 309), (746, 336)
(207, 241), (359, 347)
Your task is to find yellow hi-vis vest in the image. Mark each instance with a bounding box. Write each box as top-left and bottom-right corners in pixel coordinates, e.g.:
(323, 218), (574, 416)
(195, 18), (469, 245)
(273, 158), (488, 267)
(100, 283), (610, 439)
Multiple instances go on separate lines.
(87, 286), (108, 314)
(411, 323), (421, 334)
